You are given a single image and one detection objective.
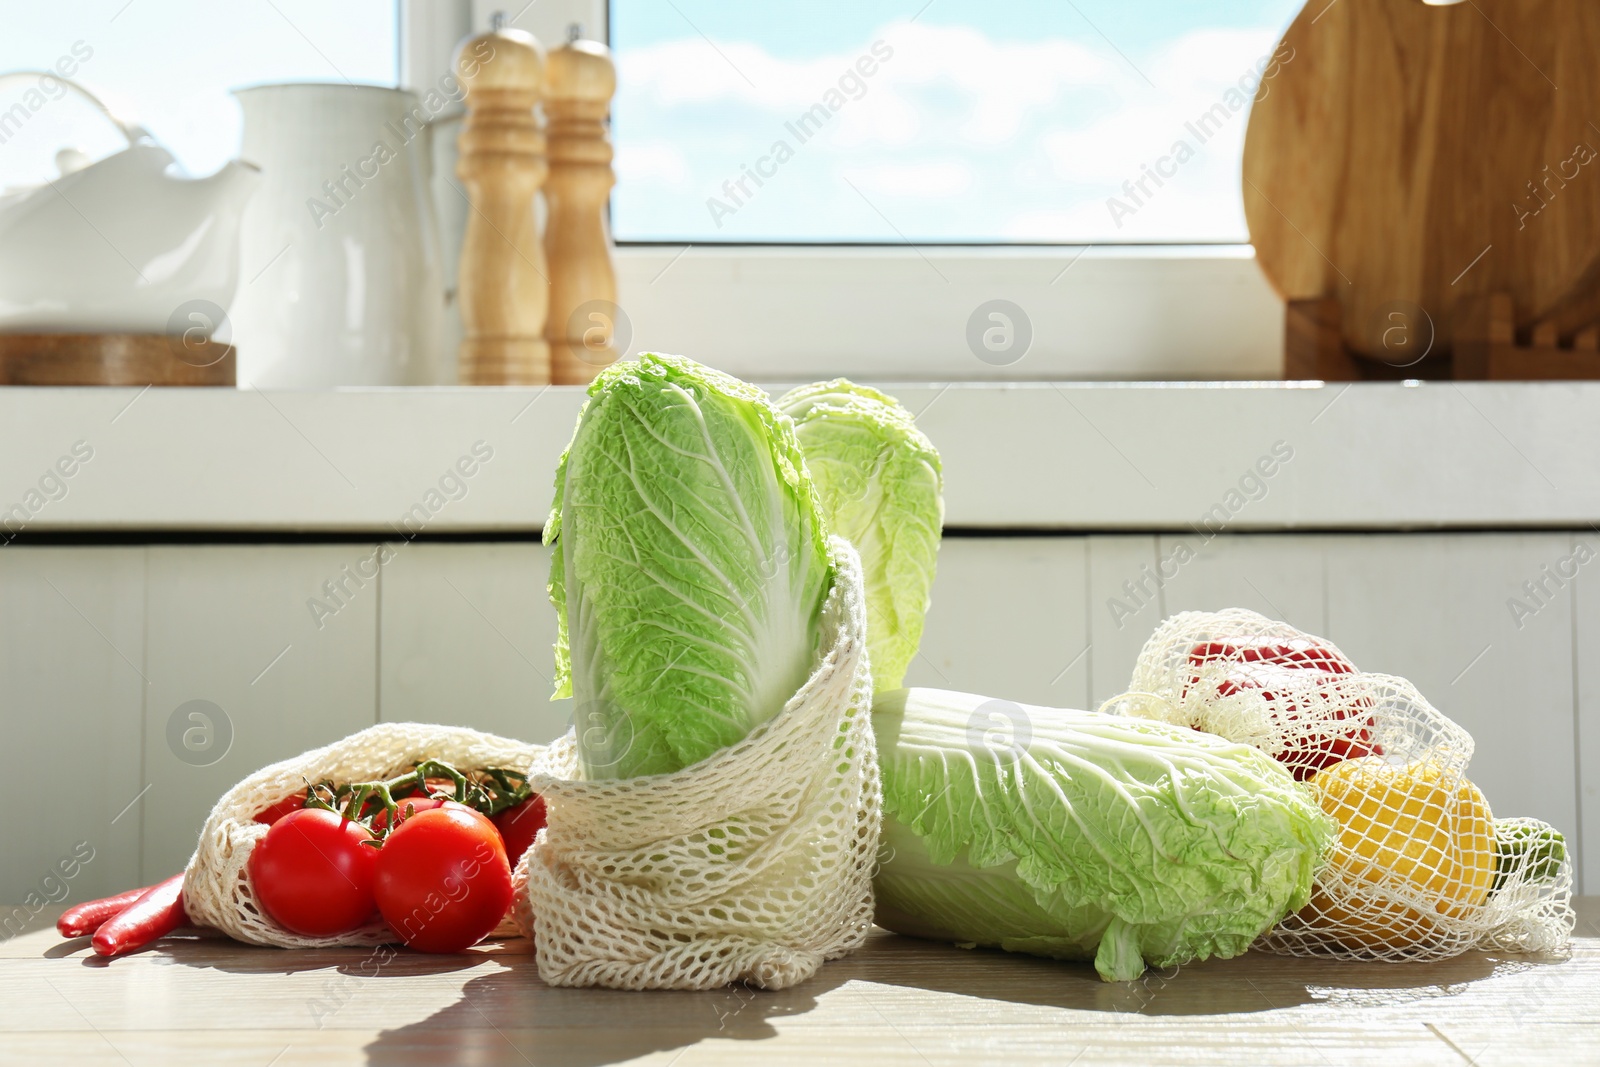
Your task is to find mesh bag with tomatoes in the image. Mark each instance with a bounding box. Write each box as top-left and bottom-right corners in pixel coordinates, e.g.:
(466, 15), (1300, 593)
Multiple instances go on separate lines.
(184, 723), (546, 950)
(1106, 608), (1574, 962)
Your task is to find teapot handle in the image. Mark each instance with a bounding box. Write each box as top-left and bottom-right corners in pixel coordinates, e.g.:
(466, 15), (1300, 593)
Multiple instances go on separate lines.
(0, 71), (149, 145)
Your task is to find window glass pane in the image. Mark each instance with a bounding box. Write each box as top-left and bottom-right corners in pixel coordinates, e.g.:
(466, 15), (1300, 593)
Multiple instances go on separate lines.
(610, 0), (1302, 244)
(0, 1), (396, 188)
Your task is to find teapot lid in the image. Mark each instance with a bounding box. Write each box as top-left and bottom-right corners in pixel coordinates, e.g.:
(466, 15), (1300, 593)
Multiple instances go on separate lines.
(0, 72), (154, 195)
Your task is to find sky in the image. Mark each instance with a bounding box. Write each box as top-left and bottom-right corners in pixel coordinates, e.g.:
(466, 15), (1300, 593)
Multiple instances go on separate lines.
(1, 1), (1303, 244)
(610, 0), (1304, 243)
(0, 1), (395, 191)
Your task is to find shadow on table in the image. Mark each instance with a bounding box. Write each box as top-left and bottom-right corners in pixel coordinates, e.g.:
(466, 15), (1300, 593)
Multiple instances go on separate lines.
(365, 957), (852, 1067)
(360, 928), (1534, 1067)
(854, 930), (1513, 1016)
(117, 929), (485, 978)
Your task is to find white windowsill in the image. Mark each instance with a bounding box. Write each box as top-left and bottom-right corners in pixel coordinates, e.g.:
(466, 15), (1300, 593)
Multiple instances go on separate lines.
(2, 381), (1593, 535)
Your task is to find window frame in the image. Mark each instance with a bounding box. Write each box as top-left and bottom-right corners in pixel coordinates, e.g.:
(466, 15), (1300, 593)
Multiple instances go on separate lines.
(403, 0), (1281, 380)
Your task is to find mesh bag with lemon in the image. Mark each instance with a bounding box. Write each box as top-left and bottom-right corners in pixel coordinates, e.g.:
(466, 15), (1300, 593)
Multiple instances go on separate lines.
(1109, 608), (1574, 961)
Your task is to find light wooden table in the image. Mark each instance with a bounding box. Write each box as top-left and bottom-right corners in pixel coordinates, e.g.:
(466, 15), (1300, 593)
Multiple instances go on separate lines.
(2, 900), (1596, 1066)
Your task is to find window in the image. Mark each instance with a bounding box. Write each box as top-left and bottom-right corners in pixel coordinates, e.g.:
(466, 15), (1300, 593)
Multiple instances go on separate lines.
(0, 1), (396, 188)
(0, 2), (1289, 379)
(609, 0), (1303, 244)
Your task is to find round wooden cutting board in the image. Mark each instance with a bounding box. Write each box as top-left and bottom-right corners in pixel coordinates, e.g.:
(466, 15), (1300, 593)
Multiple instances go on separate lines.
(1243, 0), (1600, 357)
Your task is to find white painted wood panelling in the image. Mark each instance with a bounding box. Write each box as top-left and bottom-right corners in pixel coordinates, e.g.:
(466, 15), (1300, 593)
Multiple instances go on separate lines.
(141, 546), (379, 881)
(1085, 536), (1160, 708)
(3, 528), (1591, 902)
(1571, 532), (1600, 895)
(378, 542), (569, 746)
(905, 538), (1090, 711)
(0, 548), (144, 909)
(1156, 533), (1328, 636)
(1323, 533), (1582, 890)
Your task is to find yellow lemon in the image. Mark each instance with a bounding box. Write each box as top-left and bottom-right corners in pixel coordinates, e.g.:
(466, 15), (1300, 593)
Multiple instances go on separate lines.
(1300, 757), (1495, 951)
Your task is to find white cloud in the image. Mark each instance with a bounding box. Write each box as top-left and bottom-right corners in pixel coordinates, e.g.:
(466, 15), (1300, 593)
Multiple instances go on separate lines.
(613, 20), (1285, 241)
(843, 159), (975, 199)
(615, 140), (691, 186)
(618, 21), (1114, 143)
(1039, 27), (1287, 187)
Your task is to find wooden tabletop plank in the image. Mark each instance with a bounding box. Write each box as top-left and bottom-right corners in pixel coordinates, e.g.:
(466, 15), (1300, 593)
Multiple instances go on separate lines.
(1, 901), (1595, 1066)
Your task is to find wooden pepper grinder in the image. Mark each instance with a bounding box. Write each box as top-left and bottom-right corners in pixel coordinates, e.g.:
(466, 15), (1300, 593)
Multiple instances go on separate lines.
(544, 25), (619, 384)
(454, 14), (549, 385)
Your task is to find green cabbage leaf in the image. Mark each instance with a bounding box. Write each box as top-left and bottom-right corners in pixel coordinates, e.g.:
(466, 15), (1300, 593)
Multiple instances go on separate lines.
(546, 354), (833, 779)
(776, 380), (943, 691)
(872, 688), (1335, 981)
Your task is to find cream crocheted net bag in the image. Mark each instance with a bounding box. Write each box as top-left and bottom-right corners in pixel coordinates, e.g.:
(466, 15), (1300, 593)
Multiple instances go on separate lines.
(512, 536), (882, 991)
(184, 722), (545, 948)
(1109, 608), (1573, 962)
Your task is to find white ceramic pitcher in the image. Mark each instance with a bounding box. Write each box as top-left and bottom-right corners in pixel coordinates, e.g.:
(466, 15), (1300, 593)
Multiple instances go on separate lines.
(230, 84), (447, 387)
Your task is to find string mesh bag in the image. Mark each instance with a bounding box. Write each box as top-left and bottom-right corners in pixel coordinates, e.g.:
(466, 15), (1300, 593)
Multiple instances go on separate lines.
(511, 537), (882, 991)
(1103, 608), (1574, 962)
(184, 722), (546, 948)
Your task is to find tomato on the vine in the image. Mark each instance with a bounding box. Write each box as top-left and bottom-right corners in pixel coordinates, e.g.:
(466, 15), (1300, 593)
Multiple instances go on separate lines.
(370, 796), (451, 832)
(374, 806), (512, 953)
(249, 808), (378, 937)
(491, 795), (546, 867)
(253, 792), (307, 825)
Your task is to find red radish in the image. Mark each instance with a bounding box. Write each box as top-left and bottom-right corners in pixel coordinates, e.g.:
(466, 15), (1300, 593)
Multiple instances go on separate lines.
(92, 874), (186, 957)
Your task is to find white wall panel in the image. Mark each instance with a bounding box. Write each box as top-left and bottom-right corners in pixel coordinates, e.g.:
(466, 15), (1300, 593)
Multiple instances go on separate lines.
(1324, 533), (1582, 889)
(1155, 533), (1327, 636)
(906, 537), (1090, 710)
(0, 548), (144, 911)
(141, 546), (379, 881)
(1085, 536), (1161, 709)
(378, 542), (569, 746)
(1570, 532), (1600, 895)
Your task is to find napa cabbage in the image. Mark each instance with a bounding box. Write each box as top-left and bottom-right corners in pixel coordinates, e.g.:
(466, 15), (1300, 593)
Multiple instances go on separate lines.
(546, 354), (834, 779)
(776, 380), (943, 691)
(872, 687), (1336, 981)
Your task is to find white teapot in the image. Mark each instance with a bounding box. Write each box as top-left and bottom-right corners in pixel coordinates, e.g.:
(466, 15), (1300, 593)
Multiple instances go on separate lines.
(0, 74), (260, 334)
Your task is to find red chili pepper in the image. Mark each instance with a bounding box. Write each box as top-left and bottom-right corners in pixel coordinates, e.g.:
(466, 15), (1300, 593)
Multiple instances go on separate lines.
(56, 884), (159, 938)
(91, 874), (187, 957)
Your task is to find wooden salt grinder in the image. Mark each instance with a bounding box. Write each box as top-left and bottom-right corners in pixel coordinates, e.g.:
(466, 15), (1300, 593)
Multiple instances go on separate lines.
(544, 27), (619, 384)
(454, 17), (549, 385)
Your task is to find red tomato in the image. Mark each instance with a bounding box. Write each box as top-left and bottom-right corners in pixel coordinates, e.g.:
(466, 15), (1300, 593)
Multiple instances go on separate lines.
(375, 806), (512, 953)
(371, 796), (450, 832)
(250, 809), (379, 937)
(491, 795), (546, 867)
(253, 793), (307, 825)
